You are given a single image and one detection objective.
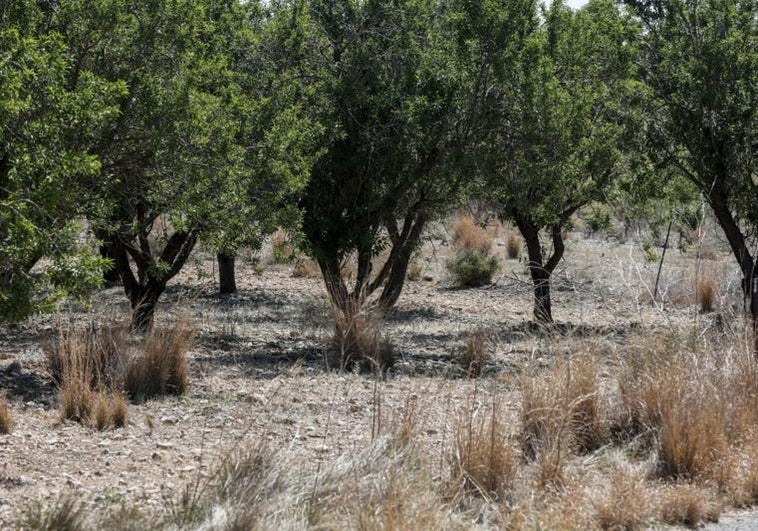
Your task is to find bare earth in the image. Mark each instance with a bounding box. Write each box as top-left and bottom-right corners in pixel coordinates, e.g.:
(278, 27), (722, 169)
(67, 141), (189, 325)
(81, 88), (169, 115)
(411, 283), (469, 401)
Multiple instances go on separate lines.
(0, 229), (748, 527)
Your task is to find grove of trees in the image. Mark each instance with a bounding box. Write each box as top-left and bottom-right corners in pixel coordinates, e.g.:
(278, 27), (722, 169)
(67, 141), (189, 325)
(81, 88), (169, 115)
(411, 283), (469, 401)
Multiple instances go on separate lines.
(2, 0), (758, 339)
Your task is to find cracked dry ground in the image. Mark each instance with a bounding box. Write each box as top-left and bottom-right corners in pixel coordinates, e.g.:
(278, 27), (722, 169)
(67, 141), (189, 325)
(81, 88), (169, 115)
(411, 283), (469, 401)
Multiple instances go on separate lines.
(0, 236), (741, 525)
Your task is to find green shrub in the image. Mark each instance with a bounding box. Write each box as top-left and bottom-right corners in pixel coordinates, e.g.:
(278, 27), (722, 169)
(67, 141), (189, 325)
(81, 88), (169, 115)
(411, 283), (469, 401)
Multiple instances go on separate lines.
(585, 204), (614, 234)
(446, 249), (500, 287)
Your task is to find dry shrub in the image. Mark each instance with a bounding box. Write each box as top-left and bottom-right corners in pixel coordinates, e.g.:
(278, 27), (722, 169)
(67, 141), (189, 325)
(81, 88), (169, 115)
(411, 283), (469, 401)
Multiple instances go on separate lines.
(505, 231), (521, 260)
(125, 321), (193, 401)
(520, 353), (605, 460)
(0, 393), (13, 434)
(593, 465), (652, 530)
(331, 307), (394, 373)
(271, 230), (295, 264)
(697, 275), (716, 312)
(456, 329), (495, 377)
(46, 323), (129, 390)
(450, 403), (518, 500)
(658, 484), (720, 527)
(452, 216), (493, 255)
(292, 258), (320, 278)
(616, 339), (729, 479)
(58, 344), (95, 423)
(94, 392), (129, 431)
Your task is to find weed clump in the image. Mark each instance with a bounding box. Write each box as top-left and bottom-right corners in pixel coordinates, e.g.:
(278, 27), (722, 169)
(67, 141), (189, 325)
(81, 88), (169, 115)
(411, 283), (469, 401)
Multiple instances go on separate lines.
(331, 307), (394, 374)
(456, 329), (494, 377)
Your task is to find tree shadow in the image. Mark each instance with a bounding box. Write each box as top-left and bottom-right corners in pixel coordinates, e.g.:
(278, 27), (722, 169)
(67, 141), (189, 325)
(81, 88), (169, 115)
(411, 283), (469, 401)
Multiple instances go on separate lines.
(0, 362), (55, 406)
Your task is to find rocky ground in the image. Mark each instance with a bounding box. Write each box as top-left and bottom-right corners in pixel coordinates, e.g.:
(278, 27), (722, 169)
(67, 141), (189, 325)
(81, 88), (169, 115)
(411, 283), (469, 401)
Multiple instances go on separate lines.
(0, 227), (747, 528)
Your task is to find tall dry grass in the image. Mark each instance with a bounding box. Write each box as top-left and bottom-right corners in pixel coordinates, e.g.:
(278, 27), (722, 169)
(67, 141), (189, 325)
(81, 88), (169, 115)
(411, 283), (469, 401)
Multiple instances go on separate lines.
(452, 216), (493, 255)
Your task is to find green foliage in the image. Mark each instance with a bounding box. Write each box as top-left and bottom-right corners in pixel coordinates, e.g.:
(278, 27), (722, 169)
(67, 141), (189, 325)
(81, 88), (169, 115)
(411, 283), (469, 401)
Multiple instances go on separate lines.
(627, 0), (758, 296)
(446, 250), (500, 288)
(0, 2), (125, 320)
(585, 204), (615, 235)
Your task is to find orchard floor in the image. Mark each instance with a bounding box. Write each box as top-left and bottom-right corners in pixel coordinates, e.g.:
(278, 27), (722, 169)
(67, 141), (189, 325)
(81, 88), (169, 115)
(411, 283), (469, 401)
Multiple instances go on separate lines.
(0, 228), (750, 528)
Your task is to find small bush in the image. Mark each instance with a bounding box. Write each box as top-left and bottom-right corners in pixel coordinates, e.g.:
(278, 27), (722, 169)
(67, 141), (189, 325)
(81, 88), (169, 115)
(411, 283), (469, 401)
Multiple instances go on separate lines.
(46, 324), (129, 390)
(450, 404), (518, 500)
(446, 249), (499, 287)
(452, 216), (493, 255)
(93, 392), (129, 431)
(331, 308), (394, 374)
(125, 321), (193, 402)
(697, 275), (716, 313)
(520, 354), (605, 459)
(456, 329), (494, 377)
(271, 230), (295, 264)
(0, 394), (13, 434)
(505, 232), (521, 259)
(585, 204), (614, 234)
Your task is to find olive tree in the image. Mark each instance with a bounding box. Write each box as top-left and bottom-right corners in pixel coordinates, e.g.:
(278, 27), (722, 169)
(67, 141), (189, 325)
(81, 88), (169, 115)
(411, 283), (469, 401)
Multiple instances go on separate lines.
(56, 0), (317, 330)
(478, 0), (641, 322)
(0, 1), (124, 320)
(626, 0), (758, 334)
(295, 0), (526, 317)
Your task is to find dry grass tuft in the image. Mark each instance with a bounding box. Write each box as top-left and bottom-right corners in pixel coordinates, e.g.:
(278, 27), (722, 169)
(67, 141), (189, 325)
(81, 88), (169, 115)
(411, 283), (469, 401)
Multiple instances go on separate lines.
(520, 353), (605, 460)
(615, 338), (730, 479)
(0, 393), (13, 434)
(331, 307), (394, 373)
(505, 231), (521, 259)
(125, 321), (194, 402)
(46, 323), (129, 391)
(452, 216), (493, 256)
(456, 329), (495, 377)
(658, 483), (720, 528)
(292, 258), (320, 278)
(593, 465), (652, 530)
(93, 392), (129, 431)
(450, 403), (518, 500)
(697, 275), (716, 313)
(21, 496), (84, 531)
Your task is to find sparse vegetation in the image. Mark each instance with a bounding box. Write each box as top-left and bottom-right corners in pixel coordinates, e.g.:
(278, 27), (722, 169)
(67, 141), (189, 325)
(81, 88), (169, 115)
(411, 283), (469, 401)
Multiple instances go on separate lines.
(456, 329), (493, 377)
(452, 216), (493, 256)
(505, 231), (521, 259)
(331, 307), (395, 373)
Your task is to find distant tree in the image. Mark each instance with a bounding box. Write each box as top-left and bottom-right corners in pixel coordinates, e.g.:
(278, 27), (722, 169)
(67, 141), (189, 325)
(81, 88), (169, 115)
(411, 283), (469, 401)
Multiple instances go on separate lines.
(0, 1), (124, 321)
(478, 0), (641, 323)
(294, 0), (527, 318)
(55, 0), (317, 330)
(626, 0), (758, 334)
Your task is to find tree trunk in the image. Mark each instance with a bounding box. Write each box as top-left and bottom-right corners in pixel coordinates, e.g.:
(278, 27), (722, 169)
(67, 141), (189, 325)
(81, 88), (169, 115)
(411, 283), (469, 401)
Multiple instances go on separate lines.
(378, 218), (426, 310)
(517, 220), (553, 323)
(514, 214), (565, 325)
(130, 284), (164, 332)
(217, 253), (237, 294)
(707, 184), (758, 354)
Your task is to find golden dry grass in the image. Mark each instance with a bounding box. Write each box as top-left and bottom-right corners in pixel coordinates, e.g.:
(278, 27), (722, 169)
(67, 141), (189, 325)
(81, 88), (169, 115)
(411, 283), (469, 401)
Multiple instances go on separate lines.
(124, 321), (193, 401)
(505, 231), (521, 259)
(0, 393), (13, 434)
(698, 274), (717, 312)
(456, 328), (494, 377)
(331, 307), (394, 373)
(452, 216), (493, 256)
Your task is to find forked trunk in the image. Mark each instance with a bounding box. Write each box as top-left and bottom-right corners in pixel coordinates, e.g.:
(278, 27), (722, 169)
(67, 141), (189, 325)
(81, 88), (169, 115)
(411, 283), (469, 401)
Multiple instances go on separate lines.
(217, 253), (237, 294)
(514, 214), (565, 325)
